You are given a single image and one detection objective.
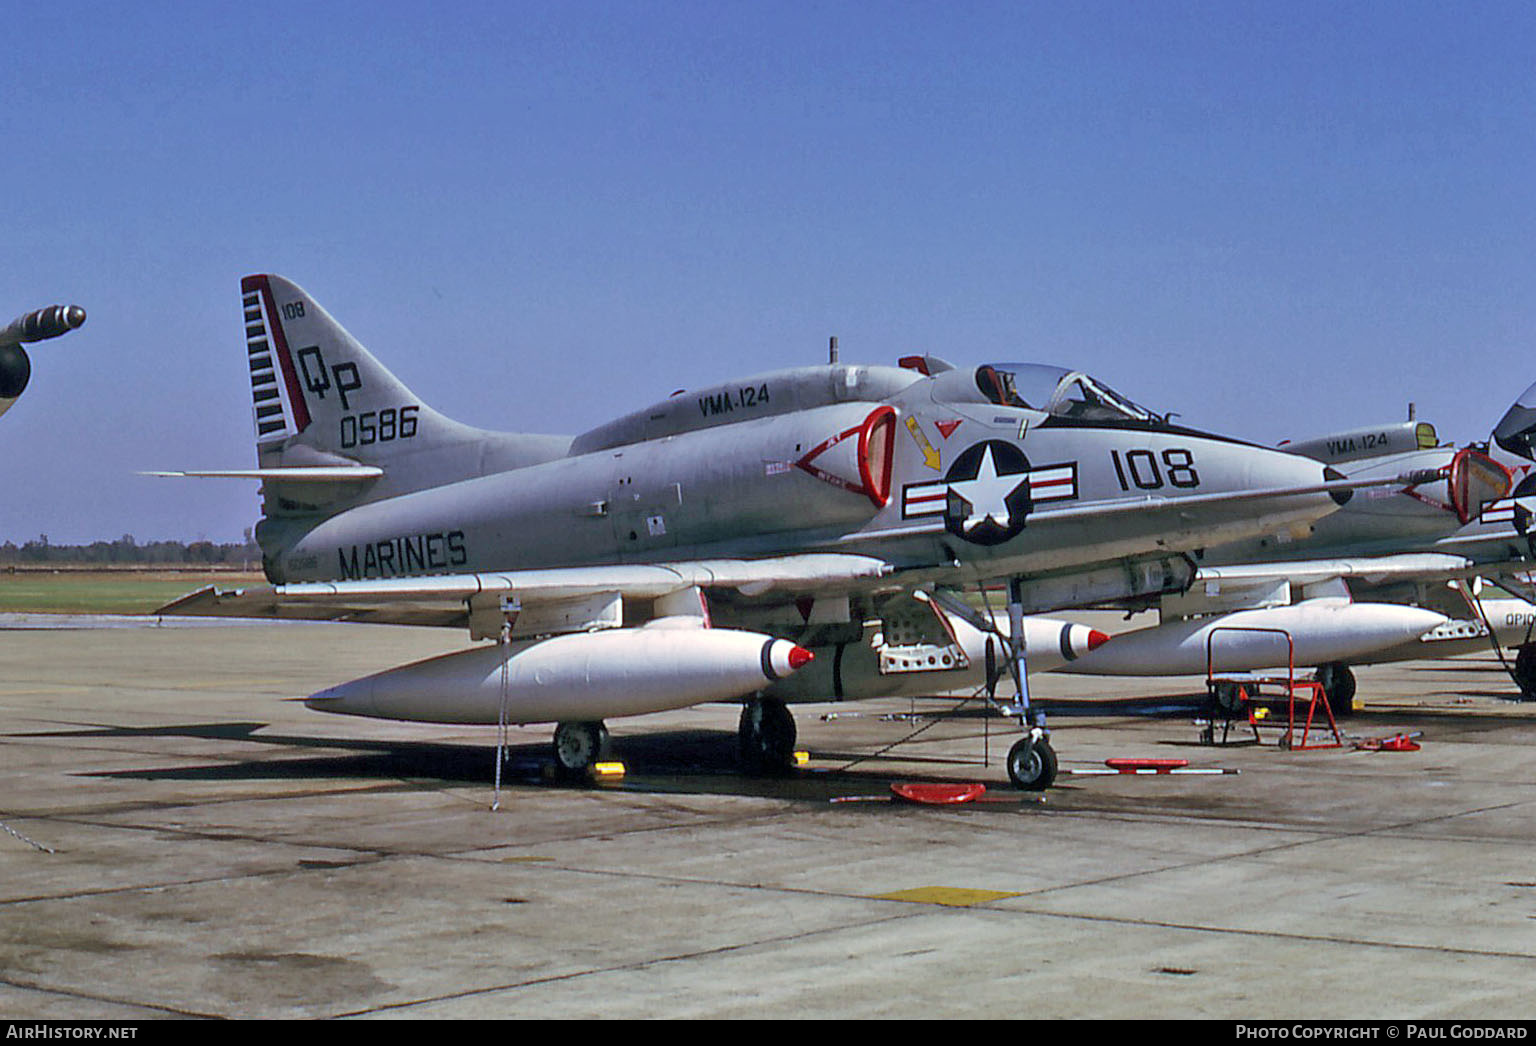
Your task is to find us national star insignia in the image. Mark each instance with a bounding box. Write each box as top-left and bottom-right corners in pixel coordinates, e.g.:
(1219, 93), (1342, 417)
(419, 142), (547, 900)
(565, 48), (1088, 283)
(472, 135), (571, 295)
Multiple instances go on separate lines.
(899, 440), (1076, 546)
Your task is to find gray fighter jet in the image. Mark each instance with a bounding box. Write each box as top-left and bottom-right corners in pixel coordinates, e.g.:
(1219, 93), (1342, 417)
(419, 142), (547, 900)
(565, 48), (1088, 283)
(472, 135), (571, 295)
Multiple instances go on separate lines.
(159, 274), (1386, 788)
(0, 304), (85, 420)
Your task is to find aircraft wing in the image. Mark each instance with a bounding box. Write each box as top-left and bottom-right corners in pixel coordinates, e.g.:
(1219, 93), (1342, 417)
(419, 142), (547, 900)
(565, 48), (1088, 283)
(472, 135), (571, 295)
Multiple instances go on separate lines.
(1156, 552), (1488, 617)
(162, 469), (1427, 632)
(1194, 553), (1480, 588)
(157, 554), (895, 634)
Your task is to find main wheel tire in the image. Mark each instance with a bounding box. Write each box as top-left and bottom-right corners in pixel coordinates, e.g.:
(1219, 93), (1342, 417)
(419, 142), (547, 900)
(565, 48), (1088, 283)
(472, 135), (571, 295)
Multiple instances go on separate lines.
(553, 720), (610, 778)
(1515, 644), (1536, 700)
(1210, 680), (1247, 716)
(1313, 663), (1357, 718)
(738, 697), (797, 776)
(1006, 737), (1058, 790)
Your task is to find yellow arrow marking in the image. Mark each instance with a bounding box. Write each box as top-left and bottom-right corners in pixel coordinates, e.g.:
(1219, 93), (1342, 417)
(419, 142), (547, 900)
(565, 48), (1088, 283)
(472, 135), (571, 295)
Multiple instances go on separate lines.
(905, 417), (941, 471)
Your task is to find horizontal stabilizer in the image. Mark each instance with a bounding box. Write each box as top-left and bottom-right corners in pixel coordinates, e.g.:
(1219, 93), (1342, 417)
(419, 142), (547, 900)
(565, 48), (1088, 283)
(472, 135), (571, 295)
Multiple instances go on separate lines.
(143, 466), (385, 482)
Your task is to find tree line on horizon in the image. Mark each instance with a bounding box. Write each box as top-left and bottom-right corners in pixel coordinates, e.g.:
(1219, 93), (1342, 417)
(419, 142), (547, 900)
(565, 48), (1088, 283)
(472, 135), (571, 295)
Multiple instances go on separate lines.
(0, 533), (261, 566)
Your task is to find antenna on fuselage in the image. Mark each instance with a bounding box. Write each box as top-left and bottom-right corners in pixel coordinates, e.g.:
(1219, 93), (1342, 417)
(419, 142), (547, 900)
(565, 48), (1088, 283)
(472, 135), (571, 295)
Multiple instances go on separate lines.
(829, 336), (838, 365)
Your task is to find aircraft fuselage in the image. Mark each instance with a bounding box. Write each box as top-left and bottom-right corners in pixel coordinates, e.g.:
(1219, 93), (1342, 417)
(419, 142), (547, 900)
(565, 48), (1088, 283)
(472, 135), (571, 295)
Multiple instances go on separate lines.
(260, 366), (1341, 614)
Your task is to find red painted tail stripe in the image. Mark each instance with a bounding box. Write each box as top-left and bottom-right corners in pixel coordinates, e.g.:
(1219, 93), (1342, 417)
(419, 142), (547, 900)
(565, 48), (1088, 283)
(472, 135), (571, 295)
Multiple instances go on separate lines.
(243, 274), (311, 434)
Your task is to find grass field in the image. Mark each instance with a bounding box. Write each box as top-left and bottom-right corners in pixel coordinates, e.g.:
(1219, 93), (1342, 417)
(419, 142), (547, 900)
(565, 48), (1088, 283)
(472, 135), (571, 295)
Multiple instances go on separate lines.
(0, 569), (266, 615)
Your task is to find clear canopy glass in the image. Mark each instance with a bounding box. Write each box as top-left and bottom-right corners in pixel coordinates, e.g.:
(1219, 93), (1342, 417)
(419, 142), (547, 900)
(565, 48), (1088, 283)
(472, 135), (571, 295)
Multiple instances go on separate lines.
(1494, 378), (1536, 463)
(965, 363), (1163, 424)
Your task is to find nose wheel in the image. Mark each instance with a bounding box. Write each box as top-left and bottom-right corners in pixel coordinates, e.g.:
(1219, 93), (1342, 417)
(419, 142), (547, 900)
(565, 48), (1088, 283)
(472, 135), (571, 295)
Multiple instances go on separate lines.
(1001, 578), (1057, 791)
(960, 577), (1061, 791)
(1006, 731), (1057, 790)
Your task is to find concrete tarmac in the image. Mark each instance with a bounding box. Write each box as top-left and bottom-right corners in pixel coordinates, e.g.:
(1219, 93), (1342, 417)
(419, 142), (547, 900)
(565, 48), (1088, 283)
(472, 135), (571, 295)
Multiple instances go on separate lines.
(2, 617), (1535, 1019)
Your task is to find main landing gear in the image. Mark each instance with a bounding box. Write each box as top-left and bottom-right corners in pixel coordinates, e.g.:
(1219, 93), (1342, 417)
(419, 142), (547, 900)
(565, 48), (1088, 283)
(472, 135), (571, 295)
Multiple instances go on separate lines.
(1312, 662), (1357, 718)
(1514, 643), (1536, 700)
(1208, 664), (1356, 722)
(550, 704), (800, 780)
(552, 720), (610, 778)
(738, 696), (797, 776)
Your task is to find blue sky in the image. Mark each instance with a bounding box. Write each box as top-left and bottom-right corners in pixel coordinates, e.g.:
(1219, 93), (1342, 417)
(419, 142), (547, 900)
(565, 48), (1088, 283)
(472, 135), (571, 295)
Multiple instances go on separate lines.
(4, 1), (1534, 543)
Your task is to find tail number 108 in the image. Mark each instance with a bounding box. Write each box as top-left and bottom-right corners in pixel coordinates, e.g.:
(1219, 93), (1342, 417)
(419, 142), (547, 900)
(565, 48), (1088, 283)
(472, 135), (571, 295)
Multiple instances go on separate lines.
(341, 405), (419, 448)
(1110, 448), (1200, 491)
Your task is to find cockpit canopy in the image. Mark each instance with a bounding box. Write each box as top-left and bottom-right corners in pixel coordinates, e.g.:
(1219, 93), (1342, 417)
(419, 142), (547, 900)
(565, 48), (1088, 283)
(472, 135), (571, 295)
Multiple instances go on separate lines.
(957, 363), (1165, 425)
(1494, 378), (1536, 464)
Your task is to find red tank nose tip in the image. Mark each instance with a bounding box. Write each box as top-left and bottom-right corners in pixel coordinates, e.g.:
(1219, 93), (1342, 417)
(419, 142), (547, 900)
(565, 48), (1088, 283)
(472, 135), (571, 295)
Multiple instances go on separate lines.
(788, 646), (815, 670)
(1087, 629), (1110, 650)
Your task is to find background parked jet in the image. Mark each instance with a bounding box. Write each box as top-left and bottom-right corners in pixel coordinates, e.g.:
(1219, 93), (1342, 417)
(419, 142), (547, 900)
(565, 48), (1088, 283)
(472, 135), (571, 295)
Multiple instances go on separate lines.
(790, 404), (1533, 719)
(0, 304), (85, 421)
(159, 274), (1396, 788)
(789, 393), (1536, 719)
(1052, 398), (1536, 711)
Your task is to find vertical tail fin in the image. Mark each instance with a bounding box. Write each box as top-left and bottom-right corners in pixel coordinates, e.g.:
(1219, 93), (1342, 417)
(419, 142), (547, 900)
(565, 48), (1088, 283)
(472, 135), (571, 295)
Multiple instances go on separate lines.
(243, 274), (458, 463)
(243, 274), (569, 474)
(242, 275), (570, 528)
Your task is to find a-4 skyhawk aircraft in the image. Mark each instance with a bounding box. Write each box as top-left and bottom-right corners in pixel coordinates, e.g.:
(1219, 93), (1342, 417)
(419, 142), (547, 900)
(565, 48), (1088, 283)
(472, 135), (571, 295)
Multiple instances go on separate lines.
(158, 274), (1390, 789)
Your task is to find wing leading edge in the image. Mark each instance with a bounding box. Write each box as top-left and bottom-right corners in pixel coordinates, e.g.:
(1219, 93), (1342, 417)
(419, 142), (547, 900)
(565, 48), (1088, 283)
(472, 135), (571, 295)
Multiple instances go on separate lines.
(157, 553), (895, 633)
